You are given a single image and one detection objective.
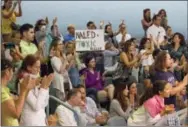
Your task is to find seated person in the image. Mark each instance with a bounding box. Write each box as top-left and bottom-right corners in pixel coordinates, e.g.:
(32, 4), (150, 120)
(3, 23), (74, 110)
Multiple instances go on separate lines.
(77, 85), (108, 126)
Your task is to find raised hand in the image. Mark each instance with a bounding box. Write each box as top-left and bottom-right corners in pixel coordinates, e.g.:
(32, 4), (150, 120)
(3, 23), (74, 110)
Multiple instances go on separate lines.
(45, 17), (49, 25)
(13, 1), (18, 8)
(53, 17), (58, 25)
(40, 73), (54, 89)
(100, 20), (104, 26)
(121, 19), (125, 24)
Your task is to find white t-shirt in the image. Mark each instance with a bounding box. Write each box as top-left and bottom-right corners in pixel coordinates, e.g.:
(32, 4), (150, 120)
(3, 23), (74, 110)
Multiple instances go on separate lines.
(146, 24), (166, 45)
(140, 49), (154, 66)
(116, 33), (131, 43)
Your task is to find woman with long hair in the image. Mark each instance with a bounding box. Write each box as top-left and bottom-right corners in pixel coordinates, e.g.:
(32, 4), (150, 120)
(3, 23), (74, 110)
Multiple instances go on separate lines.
(50, 38), (73, 101)
(128, 80), (187, 126)
(18, 55), (54, 126)
(108, 79), (131, 125)
(104, 24), (119, 48)
(139, 37), (154, 78)
(1, 59), (35, 126)
(141, 8), (152, 36)
(153, 51), (188, 107)
(114, 39), (142, 81)
(158, 9), (168, 30)
(2, 0), (22, 42)
(126, 76), (139, 110)
(110, 79), (130, 117)
(66, 43), (81, 88)
(168, 33), (187, 81)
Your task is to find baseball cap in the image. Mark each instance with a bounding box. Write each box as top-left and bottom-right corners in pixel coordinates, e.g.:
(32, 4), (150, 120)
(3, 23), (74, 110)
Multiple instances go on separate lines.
(1, 59), (13, 71)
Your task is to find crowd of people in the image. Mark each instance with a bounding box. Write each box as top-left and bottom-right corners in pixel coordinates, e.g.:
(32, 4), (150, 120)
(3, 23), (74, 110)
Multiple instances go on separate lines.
(1, 0), (188, 126)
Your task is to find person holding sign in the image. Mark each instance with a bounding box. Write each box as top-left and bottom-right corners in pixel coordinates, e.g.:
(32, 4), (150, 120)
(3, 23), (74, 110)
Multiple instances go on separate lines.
(83, 54), (114, 104)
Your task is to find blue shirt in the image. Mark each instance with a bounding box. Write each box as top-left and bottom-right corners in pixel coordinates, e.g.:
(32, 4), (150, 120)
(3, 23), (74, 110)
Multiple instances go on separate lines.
(154, 71), (177, 106)
(64, 34), (75, 43)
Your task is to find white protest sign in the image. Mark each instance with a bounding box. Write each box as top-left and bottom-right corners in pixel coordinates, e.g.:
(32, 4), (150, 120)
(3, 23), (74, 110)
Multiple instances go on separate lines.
(75, 30), (105, 51)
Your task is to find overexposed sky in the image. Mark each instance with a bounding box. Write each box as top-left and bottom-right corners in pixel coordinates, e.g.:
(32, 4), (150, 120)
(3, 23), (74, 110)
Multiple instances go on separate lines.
(15, 1), (187, 38)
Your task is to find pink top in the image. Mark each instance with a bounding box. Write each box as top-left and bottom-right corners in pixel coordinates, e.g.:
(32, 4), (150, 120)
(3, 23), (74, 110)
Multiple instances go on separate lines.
(144, 95), (165, 118)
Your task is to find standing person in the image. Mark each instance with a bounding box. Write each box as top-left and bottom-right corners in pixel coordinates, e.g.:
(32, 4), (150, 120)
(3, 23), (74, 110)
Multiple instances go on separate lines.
(51, 17), (64, 41)
(1, 59), (35, 126)
(168, 33), (187, 81)
(87, 21), (97, 30)
(34, 18), (54, 57)
(166, 26), (173, 42)
(8, 48), (22, 94)
(141, 8), (152, 36)
(50, 38), (73, 100)
(66, 43), (81, 88)
(116, 23), (132, 44)
(147, 14), (166, 48)
(158, 9), (168, 30)
(153, 51), (188, 107)
(139, 37), (154, 78)
(64, 24), (75, 44)
(104, 23), (120, 48)
(18, 55), (54, 126)
(18, 23), (40, 59)
(2, 0), (22, 42)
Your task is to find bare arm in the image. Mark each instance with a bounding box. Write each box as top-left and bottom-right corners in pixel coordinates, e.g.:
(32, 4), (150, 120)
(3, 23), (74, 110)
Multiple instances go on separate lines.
(120, 52), (138, 68)
(142, 19), (152, 27)
(2, 3), (17, 18)
(14, 1), (22, 17)
(170, 74), (188, 95)
(2, 91), (27, 119)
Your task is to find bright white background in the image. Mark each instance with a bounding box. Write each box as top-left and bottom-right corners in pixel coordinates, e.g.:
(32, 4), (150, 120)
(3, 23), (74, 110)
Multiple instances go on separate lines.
(10, 1), (188, 38)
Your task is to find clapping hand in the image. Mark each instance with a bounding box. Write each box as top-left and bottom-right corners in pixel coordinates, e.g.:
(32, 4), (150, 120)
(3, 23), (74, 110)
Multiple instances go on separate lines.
(20, 76), (36, 93)
(40, 73), (54, 89)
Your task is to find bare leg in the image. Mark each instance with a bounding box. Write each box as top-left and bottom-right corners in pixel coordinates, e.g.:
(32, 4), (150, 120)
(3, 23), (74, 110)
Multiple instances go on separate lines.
(104, 84), (114, 101)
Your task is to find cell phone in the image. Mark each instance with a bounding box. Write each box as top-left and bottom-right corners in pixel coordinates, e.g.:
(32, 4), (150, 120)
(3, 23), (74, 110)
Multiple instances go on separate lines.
(4, 42), (15, 49)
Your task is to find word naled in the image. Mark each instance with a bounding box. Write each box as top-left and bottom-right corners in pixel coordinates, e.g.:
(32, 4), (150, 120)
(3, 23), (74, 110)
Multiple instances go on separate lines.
(76, 31), (98, 39)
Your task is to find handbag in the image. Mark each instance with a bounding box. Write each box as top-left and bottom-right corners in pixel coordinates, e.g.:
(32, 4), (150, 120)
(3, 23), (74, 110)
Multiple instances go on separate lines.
(112, 60), (131, 81)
